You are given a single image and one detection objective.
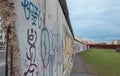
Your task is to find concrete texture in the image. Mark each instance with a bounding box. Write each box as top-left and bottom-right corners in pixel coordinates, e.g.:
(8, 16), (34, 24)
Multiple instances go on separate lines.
(74, 40), (87, 53)
(14, 0), (75, 76)
(0, 0), (20, 76)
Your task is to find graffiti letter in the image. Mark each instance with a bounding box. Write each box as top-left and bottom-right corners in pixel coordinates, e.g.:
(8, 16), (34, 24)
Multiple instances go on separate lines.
(21, 0), (30, 20)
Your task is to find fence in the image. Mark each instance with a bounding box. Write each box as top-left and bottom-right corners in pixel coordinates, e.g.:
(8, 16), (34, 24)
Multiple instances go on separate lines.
(88, 44), (120, 49)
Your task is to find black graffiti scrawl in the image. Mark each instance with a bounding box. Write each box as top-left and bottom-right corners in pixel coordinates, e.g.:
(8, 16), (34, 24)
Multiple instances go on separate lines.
(24, 28), (40, 76)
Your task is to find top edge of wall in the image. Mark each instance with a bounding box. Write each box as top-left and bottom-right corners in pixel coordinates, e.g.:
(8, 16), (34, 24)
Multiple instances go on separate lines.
(59, 0), (75, 39)
(74, 39), (87, 45)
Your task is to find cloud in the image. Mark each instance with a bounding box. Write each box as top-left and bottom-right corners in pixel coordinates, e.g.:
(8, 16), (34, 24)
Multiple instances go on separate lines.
(66, 0), (120, 42)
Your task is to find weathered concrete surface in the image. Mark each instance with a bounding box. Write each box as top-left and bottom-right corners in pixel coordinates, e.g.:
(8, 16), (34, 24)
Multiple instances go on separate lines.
(0, 0), (20, 76)
(59, 0), (74, 38)
(74, 40), (87, 53)
(14, 0), (75, 76)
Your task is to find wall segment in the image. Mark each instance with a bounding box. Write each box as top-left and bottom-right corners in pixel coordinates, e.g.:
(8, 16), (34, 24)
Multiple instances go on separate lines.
(14, 0), (74, 76)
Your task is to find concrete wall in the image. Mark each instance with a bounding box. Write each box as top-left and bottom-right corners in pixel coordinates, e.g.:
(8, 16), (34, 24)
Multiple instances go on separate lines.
(0, 0), (88, 76)
(14, 0), (74, 76)
(74, 40), (88, 53)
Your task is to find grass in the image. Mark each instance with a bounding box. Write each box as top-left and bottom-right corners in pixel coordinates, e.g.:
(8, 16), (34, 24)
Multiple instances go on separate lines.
(80, 48), (120, 76)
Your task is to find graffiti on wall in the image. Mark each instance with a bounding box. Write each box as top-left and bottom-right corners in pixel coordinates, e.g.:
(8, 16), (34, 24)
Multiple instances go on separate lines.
(50, 31), (63, 76)
(40, 27), (63, 76)
(40, 27), (50, 69)
(21, 0), (43, 76)
(21, 0), (42, 29)
(40, 27), (51, 76)
(62, 25), (74, 72)
(18, 0), (76, 76)
(24, 28), (40, 76)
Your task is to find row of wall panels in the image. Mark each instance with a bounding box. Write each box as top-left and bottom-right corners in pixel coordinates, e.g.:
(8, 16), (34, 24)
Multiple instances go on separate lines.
(14, 0), (75, 76)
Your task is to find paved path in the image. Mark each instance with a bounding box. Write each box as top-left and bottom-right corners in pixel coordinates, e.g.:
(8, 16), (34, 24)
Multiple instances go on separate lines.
(71, 53), (98, 76)
(0, 52), (6, 76)
(0, 52), (6, 60)
(0, 64), (5, 76)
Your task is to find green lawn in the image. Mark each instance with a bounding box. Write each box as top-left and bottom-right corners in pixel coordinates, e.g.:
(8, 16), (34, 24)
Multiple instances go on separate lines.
(80, 48), (120, 76)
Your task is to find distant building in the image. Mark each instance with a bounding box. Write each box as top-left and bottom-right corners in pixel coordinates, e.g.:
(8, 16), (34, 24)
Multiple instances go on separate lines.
(0, 16), (6, 51)
(112, 40), (120, 45)
(75, 37), (97, 44)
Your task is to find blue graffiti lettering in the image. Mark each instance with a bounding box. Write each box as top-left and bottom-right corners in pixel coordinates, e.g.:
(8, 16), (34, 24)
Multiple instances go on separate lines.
(21, 0), (42, 29)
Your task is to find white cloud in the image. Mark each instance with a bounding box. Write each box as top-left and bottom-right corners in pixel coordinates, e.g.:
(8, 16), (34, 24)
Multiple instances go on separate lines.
(66, 0), (120, 42)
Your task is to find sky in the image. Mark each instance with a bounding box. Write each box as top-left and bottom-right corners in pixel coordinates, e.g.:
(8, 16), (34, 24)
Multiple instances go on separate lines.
(66, 0), (120, 42)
